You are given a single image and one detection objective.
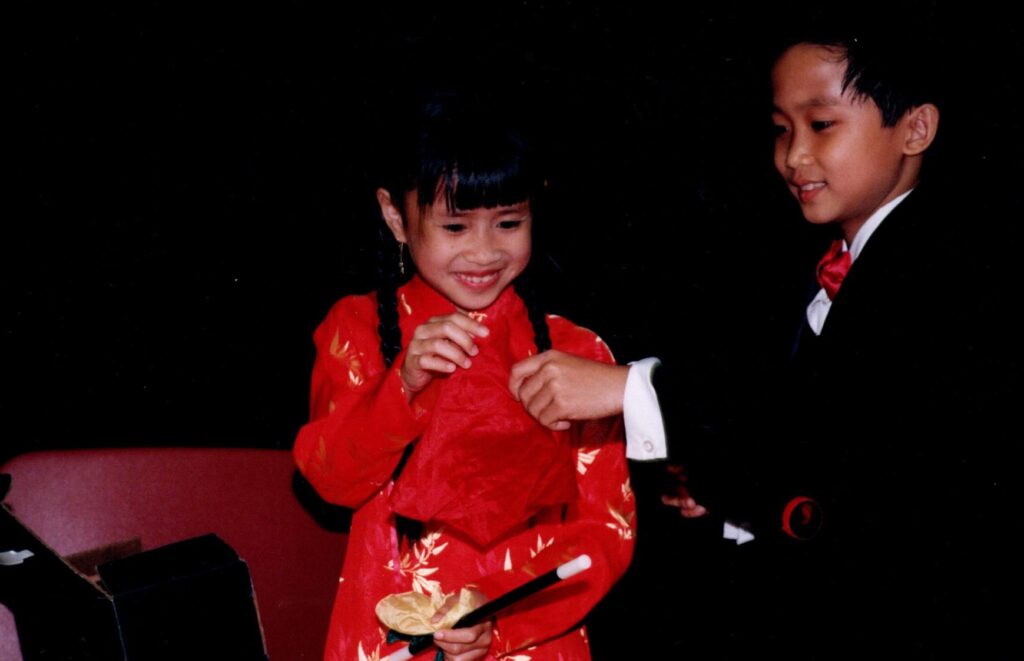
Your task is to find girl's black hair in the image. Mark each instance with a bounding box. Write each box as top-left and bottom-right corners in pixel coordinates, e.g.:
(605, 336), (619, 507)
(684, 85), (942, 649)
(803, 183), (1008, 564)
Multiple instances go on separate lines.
(374, 87), (552, 368)
(374, 86), (552, 544)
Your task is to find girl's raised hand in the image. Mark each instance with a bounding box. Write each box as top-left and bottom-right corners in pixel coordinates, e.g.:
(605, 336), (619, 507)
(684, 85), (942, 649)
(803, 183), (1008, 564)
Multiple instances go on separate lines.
(401, 313), (489, 398)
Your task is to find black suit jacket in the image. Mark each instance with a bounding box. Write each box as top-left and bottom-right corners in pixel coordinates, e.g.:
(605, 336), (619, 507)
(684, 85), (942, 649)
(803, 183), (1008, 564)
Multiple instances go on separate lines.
(658, 187), (1018, 657)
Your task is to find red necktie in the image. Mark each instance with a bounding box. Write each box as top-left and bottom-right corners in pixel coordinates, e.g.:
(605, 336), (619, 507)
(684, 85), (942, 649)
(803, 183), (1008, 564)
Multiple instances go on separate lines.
(816, 239), (851, 300)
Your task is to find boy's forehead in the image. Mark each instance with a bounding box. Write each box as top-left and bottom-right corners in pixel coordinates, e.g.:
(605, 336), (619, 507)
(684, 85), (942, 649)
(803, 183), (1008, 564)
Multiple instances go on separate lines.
(772, 44), (851, 107)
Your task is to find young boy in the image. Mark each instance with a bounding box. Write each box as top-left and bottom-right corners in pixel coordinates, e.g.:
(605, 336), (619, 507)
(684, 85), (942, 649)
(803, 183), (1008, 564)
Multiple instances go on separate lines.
(510, 21), (1015, 658)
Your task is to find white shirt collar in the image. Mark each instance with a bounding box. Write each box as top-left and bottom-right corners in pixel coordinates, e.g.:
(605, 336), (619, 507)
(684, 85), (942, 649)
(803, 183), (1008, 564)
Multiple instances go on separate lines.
(846, 188), (914, 261)
(805, 188), (915, 336)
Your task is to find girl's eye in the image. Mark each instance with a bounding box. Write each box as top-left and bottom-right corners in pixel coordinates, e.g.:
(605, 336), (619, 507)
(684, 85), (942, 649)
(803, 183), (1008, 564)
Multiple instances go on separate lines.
(811, 120), (835, 132)
(498, 220), (524, 230)
(772, 124), (789, 138)
(442, 223), (467, 233)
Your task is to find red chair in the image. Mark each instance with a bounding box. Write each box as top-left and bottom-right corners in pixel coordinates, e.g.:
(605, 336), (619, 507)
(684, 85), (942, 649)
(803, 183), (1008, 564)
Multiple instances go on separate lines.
(0, 448), (348, 660)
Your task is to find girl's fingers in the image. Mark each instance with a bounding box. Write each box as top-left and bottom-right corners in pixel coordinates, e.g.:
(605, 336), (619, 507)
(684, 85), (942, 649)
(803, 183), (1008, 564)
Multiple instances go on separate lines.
(414, 322), (477, 356)
(416, 337), (472, 369)
(434, 624), (491, 648)
(428, 313), (490, 339)
(422, 315), (488, 354)
(415, 354), (459, 375)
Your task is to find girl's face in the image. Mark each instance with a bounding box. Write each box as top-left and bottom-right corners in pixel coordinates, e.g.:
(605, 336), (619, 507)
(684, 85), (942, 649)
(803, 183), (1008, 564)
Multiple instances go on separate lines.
(379, 188), (532, 311)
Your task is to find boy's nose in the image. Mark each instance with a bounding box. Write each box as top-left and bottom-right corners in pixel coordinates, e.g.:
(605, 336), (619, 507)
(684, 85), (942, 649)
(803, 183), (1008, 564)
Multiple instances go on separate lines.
(785, 133), (813, 169)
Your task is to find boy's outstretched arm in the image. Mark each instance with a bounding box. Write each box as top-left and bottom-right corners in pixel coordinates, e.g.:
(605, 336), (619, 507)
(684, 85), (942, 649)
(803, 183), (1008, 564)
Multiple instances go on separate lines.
(508, 350), (629, 430)
(510, 352), (668, 462)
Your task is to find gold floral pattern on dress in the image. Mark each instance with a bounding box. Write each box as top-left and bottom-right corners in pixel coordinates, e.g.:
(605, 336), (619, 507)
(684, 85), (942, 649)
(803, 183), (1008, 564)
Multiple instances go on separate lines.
(504, 547), (513, 571)
(493, 631), (534, 661)
(529, 534), (554, 559)
(468, 311), (488, 323)
(621, 478), (634, 503)
(399, 293), (413, 316)
(387, 528), (448, 594)
(605, 503), (635, 541)
(329, 332), (365, 387)
(356, 640), (380, 661)
(577, 448), (600, 475)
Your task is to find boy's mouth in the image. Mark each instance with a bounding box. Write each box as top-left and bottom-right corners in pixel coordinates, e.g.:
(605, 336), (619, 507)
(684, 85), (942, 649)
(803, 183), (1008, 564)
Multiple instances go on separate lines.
(795, 181), (826, 203)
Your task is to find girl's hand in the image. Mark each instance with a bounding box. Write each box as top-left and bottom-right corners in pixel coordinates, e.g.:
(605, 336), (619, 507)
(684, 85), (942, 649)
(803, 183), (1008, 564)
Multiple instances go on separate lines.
(402, 313), (489, 398)
(431, 589), (492, 661)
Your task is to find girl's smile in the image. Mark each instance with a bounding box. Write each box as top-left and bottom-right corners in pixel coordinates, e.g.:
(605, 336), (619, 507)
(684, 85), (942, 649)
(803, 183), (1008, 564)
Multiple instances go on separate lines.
(379, 188), (532, 312)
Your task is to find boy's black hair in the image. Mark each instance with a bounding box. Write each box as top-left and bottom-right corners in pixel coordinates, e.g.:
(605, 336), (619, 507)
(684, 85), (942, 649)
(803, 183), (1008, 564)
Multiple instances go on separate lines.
(774, 8), (944, 126)
(373, 85), (551, 368)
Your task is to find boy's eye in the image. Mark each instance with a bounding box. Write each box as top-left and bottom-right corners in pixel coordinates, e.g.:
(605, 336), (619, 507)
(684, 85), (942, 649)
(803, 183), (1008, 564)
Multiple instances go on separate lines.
(442, 223), (467, 233)
(811, 120), (835, 132)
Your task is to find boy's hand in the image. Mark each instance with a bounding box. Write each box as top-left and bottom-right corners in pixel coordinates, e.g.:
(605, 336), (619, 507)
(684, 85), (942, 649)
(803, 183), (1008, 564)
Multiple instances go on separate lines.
(431, 589), (492, 661)
(401, 313), (489, 398)
(660, 464), (708, 518)
(509, 351), (628, 430)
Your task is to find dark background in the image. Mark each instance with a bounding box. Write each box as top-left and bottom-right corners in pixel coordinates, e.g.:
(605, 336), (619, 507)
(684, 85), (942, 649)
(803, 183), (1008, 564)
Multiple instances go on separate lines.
(8, 2), (1018, 462)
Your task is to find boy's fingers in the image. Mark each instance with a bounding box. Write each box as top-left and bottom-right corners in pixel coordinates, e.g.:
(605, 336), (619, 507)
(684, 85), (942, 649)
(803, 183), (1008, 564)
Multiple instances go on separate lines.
(516, 368), (550, 408)
(536, 399), (571, 431)
(508, 352), (552, 399)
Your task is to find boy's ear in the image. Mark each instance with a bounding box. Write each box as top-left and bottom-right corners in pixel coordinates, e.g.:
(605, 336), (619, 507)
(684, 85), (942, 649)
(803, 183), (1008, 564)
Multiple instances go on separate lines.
(377, 188), (408, 244)
(902, 103), (940, 156)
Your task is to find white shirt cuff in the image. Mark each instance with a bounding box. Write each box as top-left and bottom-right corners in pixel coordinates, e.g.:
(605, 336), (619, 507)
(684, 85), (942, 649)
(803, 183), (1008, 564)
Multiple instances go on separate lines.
(623, 357), (669, 461)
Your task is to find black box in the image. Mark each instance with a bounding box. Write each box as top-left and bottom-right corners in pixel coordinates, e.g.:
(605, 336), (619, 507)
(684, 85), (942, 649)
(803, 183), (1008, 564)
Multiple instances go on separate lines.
(1, 478), (267, 661)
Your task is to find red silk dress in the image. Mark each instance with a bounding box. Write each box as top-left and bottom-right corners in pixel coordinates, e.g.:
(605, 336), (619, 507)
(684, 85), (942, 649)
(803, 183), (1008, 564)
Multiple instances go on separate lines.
(294, 276), (635, 661)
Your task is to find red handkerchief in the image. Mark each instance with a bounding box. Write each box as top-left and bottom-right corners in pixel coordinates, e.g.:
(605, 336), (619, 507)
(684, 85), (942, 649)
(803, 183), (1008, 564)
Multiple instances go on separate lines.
(389, 282), (576, 547)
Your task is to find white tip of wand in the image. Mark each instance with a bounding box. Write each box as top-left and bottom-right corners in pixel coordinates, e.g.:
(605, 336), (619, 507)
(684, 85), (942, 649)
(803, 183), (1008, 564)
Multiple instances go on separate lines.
(382, 647), (413, 661)
(556, 554), (592, 580)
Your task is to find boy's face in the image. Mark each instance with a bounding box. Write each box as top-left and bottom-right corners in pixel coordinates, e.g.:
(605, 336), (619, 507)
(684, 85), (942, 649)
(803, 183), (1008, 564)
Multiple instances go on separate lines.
(772, 44), (912, 241)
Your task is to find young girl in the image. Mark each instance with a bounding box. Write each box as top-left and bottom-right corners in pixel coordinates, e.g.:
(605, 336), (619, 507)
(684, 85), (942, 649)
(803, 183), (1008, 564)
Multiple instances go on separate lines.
(293, 89), (634, 661)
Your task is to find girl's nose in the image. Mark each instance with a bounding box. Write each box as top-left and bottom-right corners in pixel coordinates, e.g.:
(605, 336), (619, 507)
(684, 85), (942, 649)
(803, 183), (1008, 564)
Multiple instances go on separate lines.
(464, 232), (502, 264)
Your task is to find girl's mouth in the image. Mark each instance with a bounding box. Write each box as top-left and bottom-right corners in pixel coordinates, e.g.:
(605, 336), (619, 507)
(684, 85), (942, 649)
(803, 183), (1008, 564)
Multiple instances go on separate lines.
(454, 270), (501, 290)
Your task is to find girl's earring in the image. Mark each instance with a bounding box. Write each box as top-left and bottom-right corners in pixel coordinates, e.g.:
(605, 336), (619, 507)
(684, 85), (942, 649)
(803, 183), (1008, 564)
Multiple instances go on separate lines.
(398, 242), (406, 276)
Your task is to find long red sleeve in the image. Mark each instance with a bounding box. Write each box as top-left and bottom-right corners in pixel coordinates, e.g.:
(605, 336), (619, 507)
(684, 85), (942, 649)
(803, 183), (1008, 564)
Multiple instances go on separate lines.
(293, 294), (432, 508)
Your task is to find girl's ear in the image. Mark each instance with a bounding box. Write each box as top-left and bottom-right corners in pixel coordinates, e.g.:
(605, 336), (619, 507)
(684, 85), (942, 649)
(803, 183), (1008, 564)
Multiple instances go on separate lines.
(377, 188), (408, 243)
(902, 103), (940, 156)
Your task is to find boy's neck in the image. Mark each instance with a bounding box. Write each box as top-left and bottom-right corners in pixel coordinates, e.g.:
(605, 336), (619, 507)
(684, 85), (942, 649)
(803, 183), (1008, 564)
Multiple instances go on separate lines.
(841, 176), (920, 246)
(843, 187), (916, 252)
